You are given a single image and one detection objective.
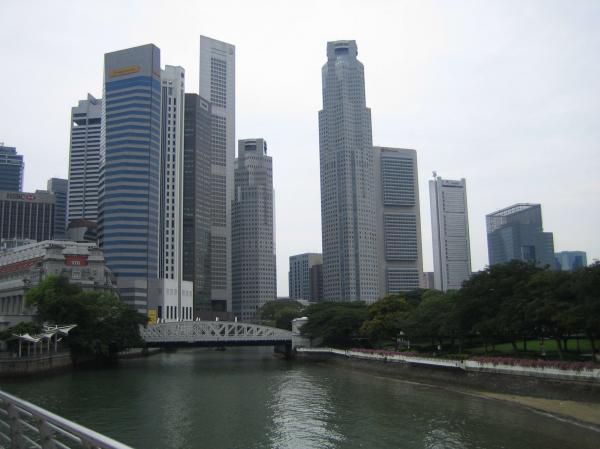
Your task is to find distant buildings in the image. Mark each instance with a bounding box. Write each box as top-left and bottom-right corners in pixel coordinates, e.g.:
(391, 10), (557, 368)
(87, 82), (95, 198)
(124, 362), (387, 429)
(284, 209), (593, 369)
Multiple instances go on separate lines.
(232, 139), (276, 322)
(486, 203), (556, 268)
(0, 240), (116, 329)
(98, 44), (162, 312)
(67, 95), (101, 224)
(319, 40), (379, 303)
(199, 36), (235, 313)
(374, 147), (423, 294)
(555, 251), (587, 271)
(47, 178), (68, 240)
(182, 93), (212, 314)
(289, 253), (323, 302)
(429, 175), (471, 291)
(0, 191), (55, 242)
(0, 145), (24, 192)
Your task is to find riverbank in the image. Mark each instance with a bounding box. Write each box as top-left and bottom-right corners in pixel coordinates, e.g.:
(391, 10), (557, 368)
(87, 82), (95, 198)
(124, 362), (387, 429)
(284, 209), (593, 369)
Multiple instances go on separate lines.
(297, 347), (600, 430)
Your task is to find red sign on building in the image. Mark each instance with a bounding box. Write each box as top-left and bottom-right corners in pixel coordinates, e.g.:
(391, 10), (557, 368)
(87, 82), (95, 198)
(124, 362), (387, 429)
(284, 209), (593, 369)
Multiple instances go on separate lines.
(64, 255), (88, 266)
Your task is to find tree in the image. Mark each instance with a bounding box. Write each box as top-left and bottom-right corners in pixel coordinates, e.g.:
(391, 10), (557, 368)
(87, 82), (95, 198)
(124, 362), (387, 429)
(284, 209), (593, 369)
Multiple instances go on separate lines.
(360, 295), (413, 347)
(571, 263), (600, 359)
(301, 302), (368, 347)
(26, 276), (146, 361)
(259, 300), (304, 330)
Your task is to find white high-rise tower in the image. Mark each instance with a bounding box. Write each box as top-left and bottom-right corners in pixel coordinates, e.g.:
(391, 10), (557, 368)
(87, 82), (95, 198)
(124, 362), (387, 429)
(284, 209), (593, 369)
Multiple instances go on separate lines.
(429, 175), (472, 291)
(318, 40), (379, 303)
(199, 36), (235, 313)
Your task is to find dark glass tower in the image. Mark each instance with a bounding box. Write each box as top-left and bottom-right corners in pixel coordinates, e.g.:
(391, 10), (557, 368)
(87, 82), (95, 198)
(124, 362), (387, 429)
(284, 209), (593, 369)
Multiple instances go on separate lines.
(183, 93), (212, 315)
(0, 145), (24, 192)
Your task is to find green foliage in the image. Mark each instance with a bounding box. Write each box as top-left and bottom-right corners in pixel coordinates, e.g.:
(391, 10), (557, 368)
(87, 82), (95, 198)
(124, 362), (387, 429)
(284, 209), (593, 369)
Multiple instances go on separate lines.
(259, 300), (304, 330)
(0, 321), (42, 341)
(25, 276), (146, 360)
(301, 302), (368, 347)
(360, 295), (413, 346)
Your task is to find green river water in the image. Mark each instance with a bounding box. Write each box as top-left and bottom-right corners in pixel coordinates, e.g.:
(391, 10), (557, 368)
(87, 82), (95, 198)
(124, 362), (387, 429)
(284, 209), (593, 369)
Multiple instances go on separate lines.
(1, 348), (598, 449)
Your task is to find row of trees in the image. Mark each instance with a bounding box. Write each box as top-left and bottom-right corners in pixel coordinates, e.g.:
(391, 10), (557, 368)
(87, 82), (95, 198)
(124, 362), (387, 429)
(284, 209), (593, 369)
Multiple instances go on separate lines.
(297, 261), (600, 360)
(2, 276), (146, 362)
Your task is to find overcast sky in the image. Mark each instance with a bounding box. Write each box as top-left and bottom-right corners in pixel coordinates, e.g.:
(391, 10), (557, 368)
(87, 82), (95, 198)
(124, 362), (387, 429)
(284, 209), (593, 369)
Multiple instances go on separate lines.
(1, 0), (599, 295)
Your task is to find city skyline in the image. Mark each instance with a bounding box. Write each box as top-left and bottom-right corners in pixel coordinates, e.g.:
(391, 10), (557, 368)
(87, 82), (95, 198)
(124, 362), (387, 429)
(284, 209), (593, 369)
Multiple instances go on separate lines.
(1, 1), (599, 296)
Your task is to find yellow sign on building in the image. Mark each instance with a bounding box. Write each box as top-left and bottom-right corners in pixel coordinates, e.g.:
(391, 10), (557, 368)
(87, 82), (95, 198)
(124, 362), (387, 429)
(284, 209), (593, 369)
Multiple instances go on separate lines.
(110, 65), (140, 78)
(147, 309), (157, 324)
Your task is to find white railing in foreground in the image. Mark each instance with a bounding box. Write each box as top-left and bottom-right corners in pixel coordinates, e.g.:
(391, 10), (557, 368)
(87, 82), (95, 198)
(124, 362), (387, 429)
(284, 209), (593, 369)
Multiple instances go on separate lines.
(0, 390), (133, 449)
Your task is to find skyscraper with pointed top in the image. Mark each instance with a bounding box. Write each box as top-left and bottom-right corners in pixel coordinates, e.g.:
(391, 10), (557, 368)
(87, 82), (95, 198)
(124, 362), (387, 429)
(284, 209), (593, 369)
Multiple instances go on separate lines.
(318, 40), (379, 303)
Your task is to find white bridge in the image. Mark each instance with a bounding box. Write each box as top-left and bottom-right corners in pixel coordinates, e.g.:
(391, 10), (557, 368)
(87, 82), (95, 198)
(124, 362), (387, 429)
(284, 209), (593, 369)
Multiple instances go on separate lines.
(140, 321), (294, 349)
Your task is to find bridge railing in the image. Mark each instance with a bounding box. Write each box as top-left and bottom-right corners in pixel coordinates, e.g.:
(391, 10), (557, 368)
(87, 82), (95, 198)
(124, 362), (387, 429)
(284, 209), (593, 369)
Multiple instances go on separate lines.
(0, 389), (133, 449)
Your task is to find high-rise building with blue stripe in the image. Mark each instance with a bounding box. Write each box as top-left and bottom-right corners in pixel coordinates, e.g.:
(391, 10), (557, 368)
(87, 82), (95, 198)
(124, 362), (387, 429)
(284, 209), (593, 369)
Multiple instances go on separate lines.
(98, 44), (161, 311)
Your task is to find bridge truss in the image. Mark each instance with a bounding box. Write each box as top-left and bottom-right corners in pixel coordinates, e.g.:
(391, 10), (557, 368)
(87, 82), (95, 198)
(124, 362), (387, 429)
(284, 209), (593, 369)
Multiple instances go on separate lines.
(140, 321), (293, 347)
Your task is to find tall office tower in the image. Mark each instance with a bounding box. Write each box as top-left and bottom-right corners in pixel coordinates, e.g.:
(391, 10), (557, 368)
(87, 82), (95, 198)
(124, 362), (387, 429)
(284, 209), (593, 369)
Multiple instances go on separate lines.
(289, 253), (323, 301)
(159, 66), (185, 283)
(183, 94), (212, 314)
(319, 40), (379, 303)
(555, 251), (587, 271)
(429, 175), (472, 291)
(199, 36), (235, 312)
(68, 95), (101, 224)
(0, 145), (24, 192)
(47, 178), (68, 239)
(232, 139), (275, 322)
(374, 147), (424, 294)
(486, 204), (556, 268)
(0, 191), (55, 242)
(98, 44), (161, 312)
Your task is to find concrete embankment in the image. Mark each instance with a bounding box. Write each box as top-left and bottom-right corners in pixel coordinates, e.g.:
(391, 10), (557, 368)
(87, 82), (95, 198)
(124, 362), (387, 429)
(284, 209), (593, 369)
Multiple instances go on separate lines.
(0, 352), (73, 377)
(297, 348), (600, 403)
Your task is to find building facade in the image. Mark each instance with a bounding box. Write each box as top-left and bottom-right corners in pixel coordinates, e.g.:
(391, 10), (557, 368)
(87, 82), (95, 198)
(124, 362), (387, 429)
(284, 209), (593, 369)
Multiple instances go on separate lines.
(289, 253), (323, 301)
(0, 240), (116, 329)
(159, 66), (185, 285)
(68, 95), (102, 224)
(374, 147), (423, 294)
(199, 36), (235, 313)
(318, 40), (379, 303)
(47, 178), (68, 240)
(0, 145), (24, 192)
(98, 44), (162, 312)
(486, 203), (556, 268)
(183, 94), (212, 314)
(555, 251), (587, 271)
(0, 191), (55, 243)
(232, 139), (276, 322)
(429, 175), (472, 291)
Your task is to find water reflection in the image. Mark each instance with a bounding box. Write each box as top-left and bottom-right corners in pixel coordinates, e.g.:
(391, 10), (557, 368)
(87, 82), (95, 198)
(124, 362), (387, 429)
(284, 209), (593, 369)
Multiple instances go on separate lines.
(1, 349), (599, 449)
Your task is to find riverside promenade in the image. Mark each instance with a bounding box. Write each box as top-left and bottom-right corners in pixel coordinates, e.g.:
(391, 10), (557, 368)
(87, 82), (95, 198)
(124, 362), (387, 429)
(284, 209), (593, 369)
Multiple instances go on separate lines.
(297, 347), (600, 383)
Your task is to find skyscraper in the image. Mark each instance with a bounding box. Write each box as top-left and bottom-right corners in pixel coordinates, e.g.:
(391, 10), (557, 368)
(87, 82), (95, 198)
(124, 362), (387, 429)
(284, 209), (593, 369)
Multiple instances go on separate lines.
(232, 139), (275, 322)
(159, 65), (185, 282)
(429, 175), (472, 291)
(98, 44), (161, 311)
(374, 147), (423, 294)
(67, 95), (101, 224)
(199, 36), (235, 313)
(318, 40), (379, 303)
(486, 204), (556, 268)
(289, 253), (323, 301)
(0, 145), (24, 192)
(47, 178), (68, 240)
(183, 94), (212, 314)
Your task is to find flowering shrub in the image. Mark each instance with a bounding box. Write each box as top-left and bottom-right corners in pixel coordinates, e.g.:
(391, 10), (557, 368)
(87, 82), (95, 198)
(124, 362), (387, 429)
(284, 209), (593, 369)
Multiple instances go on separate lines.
(469, 356), (597, 372)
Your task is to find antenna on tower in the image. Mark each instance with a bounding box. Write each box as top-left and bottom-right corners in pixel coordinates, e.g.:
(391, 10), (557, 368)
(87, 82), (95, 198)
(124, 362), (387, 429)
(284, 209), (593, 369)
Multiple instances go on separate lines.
(432, 171), (437, 178)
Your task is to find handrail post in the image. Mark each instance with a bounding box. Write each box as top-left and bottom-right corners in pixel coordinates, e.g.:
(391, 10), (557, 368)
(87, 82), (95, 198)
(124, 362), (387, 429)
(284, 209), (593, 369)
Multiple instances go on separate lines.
(7, 403), (26, 449)
(38, 419), (57, 449)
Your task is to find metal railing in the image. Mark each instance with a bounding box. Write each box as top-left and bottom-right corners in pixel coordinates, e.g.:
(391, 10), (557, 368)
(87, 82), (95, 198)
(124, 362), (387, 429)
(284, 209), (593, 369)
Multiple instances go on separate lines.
(0, 390), (133, 449)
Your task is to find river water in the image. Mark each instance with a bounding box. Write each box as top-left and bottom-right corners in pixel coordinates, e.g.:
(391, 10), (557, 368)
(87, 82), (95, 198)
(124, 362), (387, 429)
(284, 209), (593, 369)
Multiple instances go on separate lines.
(2, 348), (598, 449)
